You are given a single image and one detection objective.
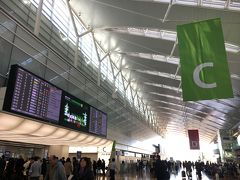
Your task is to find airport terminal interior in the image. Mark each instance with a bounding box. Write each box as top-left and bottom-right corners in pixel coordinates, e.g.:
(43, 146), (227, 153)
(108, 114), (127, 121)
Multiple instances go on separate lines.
(0, 0), (240, 179)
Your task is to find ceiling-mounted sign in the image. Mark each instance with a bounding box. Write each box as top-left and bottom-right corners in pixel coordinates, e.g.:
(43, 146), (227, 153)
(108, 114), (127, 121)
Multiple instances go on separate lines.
(3, 65), (62, 123)
(177, 18), (233, 101)
(3, 65), (108, 138)
(89, 106), (107, 137)
(188, 129), (200, 150)
(59, 92), (90, 133)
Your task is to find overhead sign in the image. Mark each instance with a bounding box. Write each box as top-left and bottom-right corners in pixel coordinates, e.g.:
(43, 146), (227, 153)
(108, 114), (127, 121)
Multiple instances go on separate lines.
(89, 107), (107, 137)
(177, 18), (233, 101)
(3, 65), (62, 123)
(3, 65), (108, 138)
(60, 92), (90, 133)
(188, 130), (200, 150)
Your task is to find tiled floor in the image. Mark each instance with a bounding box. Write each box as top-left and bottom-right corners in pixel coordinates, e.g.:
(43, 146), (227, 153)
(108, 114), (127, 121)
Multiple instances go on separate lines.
(95, 168), (212, 180)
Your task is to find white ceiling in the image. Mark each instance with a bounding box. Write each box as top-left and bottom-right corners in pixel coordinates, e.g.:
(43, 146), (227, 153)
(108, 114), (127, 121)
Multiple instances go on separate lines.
(70, 0), (240, 142)
(0, 112), (112, 146)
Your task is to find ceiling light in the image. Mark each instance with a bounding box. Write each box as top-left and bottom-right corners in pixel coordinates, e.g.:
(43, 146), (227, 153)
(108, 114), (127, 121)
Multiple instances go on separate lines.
(134, 69), (181, 80)
(122, 59), (126, 67)
(229, 2), (240, 11)
(22, 0), (31, 5)
(117, 27), (240, 54)
(142, 0), (240, 12)
(225, 43), (240, 53)
(59, 31), (68, 41)
(175, 0), (197, 6)
(202, 0), (225, 9)
(153, 0), (171, 3)
(144, 82), (181, 92)
(231, 74), (240, 80)
(149, 92), (182, 100)
(161, 30), (177, 41)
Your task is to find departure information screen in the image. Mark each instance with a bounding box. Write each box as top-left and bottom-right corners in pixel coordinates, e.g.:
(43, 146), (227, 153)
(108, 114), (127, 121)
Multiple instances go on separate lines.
(4, 65), (107, 137)
(4, 66), (62, 122)
(89, 107), (107, 137)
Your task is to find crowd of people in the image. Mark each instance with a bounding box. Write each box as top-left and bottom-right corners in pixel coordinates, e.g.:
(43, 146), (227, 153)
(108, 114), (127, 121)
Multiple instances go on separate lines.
(151, 156), (240, 180)
(1, 153), (240, 180)
(0, 155), (96, 180)
(0, 154), (120, 180)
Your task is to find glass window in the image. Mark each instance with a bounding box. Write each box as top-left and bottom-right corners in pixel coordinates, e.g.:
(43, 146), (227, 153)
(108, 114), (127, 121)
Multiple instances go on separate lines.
(28, 0), (152, 123)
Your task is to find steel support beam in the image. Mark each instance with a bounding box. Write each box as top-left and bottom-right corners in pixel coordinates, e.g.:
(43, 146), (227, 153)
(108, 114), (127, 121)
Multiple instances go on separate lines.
(162, 0), (173, 23)
(34, 0), (44, 36)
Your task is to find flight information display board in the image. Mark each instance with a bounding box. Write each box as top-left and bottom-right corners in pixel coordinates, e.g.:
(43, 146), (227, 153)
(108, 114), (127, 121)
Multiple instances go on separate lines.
(4, 65), (108, 137)
(89, 107), (107, 137)
(60, 92), (90, 132)
(3, 65), (62, 123)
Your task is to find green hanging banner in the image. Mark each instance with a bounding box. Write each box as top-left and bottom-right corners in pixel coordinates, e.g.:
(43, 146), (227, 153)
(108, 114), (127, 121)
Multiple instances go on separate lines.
(109, 140), (116, 160)
(177, 18), (233, 101)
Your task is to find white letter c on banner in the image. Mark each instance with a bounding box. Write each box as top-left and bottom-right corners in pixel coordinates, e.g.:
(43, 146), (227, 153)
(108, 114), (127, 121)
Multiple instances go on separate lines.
(193, 62), (217, 89)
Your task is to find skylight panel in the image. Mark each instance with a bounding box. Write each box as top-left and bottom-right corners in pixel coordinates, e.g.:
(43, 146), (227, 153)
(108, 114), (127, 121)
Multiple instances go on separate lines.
(127, 28), (144, 36)
(231, 74), (240, 80)
(138, 0), (240, 11)
(229, 1), (240, 10)
(134, 69), (181, 80)
(116, 27), (240, 54)
(149, 92), (182, 100)
(144, 29), (162, 38)
(202, 0), (225, 9)
(166, 56), (180, 64)
(144, 82), (181, 92)
(138, 53), (153, 59)
(127, 53), (179, 65)
(225, 42), (240, 53)
(175, 0), (198, 6)
(161, 30), (177, 41)
(151, 54), (166, 61)
(153, 0), (171, 3)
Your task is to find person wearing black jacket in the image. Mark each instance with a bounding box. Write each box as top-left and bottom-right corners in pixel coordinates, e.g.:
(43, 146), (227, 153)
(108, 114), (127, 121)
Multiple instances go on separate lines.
(155, 155), (170, 180)
(73, 157), (94, 180)
(41, 158), (47, 178)
(0, 155), (6, 177)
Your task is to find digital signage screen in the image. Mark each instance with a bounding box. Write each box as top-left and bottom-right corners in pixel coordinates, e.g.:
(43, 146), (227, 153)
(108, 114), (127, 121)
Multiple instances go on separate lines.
(89, 107), (107, 137)
(59, 92), (90, 132)
(3, 65), (62, 123)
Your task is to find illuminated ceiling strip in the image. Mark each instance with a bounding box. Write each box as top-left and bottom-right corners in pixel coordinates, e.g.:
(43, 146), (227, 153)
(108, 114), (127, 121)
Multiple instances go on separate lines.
(148, 92), (227, 122)
(126, 52), (240, 81)
(131, 66), (240, 83)
(153, 99), (209, 116)
(231, 74), (240, 80)
(152, 99), (225, 125)
(114, 27), (240, 53)
(149, 92), (182, 100)
(135, 0), (240, 12)
(155, 106), (204, 120)
(126, 52), (179, 65)
(131, 69), (181, 80)
(144, 82), (181, 91)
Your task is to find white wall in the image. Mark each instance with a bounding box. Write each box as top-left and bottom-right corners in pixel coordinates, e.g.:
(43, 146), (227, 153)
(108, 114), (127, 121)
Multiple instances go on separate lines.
(49, 145), (69, 158)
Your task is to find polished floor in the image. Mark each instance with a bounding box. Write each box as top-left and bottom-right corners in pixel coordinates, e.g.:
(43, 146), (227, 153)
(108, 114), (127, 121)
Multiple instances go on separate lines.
(94, 169), (213, 180)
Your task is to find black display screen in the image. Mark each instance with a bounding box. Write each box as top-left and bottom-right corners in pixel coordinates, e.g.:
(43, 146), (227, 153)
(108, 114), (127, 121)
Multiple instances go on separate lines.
(89, 107), (107, 137)
(59, 92), (90, 132)
(3, 65), (62, 123)
(4, 65), (107, 137)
